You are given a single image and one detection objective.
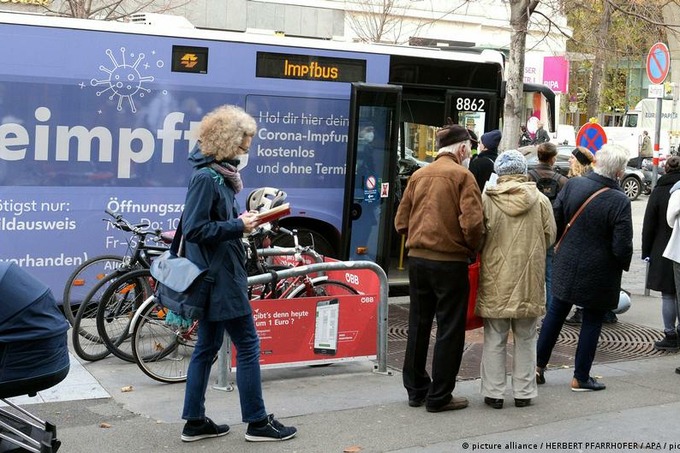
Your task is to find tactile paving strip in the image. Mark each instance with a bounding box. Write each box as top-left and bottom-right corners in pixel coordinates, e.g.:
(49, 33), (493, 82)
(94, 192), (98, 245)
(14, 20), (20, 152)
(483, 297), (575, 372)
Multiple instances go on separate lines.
(387, 303), (674, 380)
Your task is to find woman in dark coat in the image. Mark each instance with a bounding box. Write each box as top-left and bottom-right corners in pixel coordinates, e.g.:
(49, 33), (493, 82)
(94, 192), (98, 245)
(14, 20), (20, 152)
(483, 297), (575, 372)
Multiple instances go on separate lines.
(642, 156), (680, 350)
(536, 144), (633, 392)
(180, 105), (297, 444)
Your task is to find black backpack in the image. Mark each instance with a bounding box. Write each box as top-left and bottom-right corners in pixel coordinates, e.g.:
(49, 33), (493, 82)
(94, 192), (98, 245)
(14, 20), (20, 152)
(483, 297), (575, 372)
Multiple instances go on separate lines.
(528, 169), (561, 201)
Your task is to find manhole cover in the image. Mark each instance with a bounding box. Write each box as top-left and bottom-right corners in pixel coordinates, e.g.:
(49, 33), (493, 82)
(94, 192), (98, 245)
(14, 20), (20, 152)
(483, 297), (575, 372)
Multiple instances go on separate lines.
(387, 303), (673, 379)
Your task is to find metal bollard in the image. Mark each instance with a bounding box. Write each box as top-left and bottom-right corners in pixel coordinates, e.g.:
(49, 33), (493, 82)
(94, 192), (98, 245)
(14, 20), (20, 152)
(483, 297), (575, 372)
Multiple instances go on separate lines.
(644, 260), (650, 296)
(213, 333), (234, 391)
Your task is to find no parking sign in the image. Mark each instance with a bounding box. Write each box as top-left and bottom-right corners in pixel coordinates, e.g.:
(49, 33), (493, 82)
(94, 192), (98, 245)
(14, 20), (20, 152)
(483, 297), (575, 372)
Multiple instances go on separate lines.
(646, 42), (670, 85)
(576, 122), (607, 154)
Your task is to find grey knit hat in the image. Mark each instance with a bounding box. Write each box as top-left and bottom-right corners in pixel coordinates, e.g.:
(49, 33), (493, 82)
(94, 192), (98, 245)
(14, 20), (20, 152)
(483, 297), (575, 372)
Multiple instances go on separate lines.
(494, 149), (527, 176)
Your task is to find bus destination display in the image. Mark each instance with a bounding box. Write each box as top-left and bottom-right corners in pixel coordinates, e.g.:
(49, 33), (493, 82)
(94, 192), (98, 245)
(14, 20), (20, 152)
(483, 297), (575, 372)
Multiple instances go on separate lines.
(256, 52), (366, 83)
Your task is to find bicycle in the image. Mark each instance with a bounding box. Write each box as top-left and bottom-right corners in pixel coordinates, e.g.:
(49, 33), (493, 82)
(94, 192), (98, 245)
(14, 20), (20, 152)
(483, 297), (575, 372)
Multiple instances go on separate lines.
(249, 226), (358, 299)
(63, 209), (171, 324)
(69, 211), (170, 362)
(130, 294), (201, 383)
(130, 227), (358, 383)
(94, 267), (156, 363)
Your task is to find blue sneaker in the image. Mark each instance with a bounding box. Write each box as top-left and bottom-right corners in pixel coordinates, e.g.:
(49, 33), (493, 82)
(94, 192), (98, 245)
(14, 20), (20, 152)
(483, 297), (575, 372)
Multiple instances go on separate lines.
(245, 414), (297, 442)
(571, 377), (606, 392)
(181, 417), (229, 442)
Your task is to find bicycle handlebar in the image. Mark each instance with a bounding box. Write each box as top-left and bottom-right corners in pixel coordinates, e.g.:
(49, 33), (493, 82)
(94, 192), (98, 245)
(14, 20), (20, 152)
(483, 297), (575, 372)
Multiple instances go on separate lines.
(103, 209), (163, 240)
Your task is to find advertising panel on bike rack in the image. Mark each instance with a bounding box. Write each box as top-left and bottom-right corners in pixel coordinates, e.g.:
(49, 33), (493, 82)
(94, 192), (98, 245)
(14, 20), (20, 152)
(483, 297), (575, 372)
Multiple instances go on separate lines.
(238, 293), (377, 367)
(234, 263), (380, 368)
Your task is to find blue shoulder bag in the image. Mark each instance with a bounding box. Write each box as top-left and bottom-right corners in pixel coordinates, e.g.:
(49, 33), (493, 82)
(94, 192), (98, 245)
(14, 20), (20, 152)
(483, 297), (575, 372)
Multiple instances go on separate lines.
(150, 217), (226, 320)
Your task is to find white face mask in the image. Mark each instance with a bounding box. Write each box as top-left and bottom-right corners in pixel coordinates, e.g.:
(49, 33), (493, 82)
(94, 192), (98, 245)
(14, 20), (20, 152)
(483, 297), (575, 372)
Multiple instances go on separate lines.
(462, 158), (470, 168)
(236, 153), (249, 171)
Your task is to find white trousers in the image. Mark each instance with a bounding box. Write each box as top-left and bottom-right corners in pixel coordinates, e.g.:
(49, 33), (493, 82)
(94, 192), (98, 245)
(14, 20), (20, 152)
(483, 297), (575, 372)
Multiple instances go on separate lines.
(480, 317), (539, 399)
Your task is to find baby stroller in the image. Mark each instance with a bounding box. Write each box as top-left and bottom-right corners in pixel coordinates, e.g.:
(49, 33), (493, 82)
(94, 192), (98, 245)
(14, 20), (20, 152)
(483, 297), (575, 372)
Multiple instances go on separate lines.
(0, 262), (70, 453)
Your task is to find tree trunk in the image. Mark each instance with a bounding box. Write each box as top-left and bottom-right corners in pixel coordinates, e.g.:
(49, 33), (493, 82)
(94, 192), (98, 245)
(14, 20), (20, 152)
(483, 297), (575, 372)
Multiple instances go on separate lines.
(586, 0), (611, 120)
(502, 0), (537, 151)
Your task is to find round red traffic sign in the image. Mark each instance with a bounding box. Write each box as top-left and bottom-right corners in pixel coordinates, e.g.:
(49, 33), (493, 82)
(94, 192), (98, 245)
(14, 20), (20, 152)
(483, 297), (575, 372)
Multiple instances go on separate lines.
(646, 42), (670, 85)
(365, 175), (376, 190)
(576, 123), (607, 154)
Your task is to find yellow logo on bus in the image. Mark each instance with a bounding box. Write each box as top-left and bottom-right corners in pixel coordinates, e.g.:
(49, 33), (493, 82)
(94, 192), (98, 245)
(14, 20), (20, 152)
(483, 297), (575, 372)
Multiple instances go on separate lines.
(180, 53), (199, 69)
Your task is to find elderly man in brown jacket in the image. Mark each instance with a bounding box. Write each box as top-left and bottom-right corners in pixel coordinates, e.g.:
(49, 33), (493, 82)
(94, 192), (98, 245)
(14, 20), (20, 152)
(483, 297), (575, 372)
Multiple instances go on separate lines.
(395, 123), (483, 413)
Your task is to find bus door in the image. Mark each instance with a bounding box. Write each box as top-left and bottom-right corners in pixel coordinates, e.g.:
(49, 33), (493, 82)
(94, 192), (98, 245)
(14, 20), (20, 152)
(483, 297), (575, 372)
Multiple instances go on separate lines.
(341, 83), (402, 272)
(444, 90), (499, 141)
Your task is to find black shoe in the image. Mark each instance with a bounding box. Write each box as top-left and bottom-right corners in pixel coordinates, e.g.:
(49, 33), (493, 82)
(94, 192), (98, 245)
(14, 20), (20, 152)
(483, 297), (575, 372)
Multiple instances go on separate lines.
(565, 309), (583, 325)
(181, 417), (230, 442)
(676, 366), (680, 375)
(484, 397), (503, 409)
(571, 377), (606, 392)
(536, 366), (546, 385)
(514, 398), (532, 408)
(603, 311), (618, 324)
(426, 397), (469, 412)
(245, 414), (297, 442)
(408, 397), (426, 407)
(654, 332), (680, 351)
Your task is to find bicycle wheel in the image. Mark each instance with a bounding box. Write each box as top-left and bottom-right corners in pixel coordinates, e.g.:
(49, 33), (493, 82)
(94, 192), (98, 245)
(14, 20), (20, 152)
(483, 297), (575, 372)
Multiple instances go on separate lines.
(62, 255), (125, 325)
(71, 271), (125, 362)
(286, 279), (359, 298)
(131, 300), (198, 383)
(96, 268), (155, 362)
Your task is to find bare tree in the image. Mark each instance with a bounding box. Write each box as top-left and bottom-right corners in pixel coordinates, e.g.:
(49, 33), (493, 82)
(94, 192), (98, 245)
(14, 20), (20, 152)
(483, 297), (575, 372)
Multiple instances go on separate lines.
(344, 0), (468, 44)
(584, 1), (612, 119)
(45, 0), (186, 20)
(501, 0), (540, 151)
(345, 0), (406, 43)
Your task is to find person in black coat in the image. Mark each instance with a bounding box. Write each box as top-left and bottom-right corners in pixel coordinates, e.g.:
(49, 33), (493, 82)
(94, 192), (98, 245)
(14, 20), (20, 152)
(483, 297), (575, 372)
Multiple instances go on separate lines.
(536, 144), (633, 392)
(642, 156), (680, 350)
(469, 129), (501, 191)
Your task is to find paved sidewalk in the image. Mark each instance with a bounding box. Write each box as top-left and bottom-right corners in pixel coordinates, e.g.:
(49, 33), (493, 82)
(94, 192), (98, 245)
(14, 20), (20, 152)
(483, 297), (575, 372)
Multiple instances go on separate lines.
(15, 340), (680, 453)
(10, 284), (680, 453)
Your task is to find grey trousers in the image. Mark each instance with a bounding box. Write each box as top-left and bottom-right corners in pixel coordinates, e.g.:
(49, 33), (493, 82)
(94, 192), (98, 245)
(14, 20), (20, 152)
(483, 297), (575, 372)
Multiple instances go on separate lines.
(480, 317), (539, 400)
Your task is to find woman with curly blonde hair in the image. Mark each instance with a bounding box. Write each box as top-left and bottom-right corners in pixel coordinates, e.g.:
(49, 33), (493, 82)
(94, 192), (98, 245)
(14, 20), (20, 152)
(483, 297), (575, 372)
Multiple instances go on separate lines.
(198, 105), (257, 161)
(568, 146), (594, 178)
(180, 104), (297, 444)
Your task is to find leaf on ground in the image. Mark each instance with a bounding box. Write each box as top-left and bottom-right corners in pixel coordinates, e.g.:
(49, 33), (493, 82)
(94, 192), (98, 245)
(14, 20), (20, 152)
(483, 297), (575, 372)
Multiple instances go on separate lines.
(99, 422), (112, 429)
(343, 446), (362, 453)
(120, 385), (134, 393)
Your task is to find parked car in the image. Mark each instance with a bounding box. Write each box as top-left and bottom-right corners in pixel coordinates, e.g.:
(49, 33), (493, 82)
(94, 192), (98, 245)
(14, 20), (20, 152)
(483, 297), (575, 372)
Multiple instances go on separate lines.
(628, 157), (665, 195)
(519, 145), (646, 201)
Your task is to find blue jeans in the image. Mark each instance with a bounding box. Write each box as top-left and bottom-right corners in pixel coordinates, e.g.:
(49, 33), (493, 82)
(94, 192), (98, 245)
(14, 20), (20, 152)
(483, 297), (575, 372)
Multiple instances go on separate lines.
(545, 246), (554, 309)
(537, 296), (606, 381)
(661, 292), (680, 334)
(182, 315), (267, 423)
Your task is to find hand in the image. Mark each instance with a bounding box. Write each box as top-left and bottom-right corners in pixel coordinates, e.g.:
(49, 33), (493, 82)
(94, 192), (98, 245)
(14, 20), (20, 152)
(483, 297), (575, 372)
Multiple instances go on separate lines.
(239, 211), (260, 234)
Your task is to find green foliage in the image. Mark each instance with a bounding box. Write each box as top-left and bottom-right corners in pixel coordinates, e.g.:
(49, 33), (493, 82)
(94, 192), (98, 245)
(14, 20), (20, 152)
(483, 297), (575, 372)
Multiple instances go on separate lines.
(566, 0), (668, 115)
